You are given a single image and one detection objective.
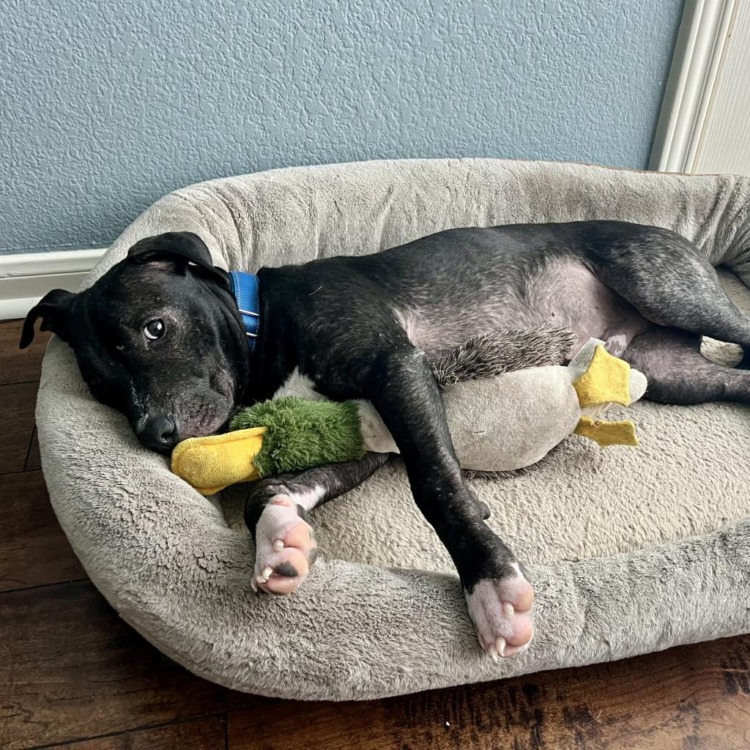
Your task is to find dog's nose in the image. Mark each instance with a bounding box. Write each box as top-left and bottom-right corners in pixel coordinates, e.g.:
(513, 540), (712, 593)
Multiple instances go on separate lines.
(139, 415), (179, 453)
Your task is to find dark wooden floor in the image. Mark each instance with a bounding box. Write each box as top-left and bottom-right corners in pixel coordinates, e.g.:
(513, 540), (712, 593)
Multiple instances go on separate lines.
(1, 318), (749, 750)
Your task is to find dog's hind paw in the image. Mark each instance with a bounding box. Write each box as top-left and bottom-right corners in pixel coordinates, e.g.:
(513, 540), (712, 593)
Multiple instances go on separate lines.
(251, 495), (318, 595)
(465, 562), (534, 660)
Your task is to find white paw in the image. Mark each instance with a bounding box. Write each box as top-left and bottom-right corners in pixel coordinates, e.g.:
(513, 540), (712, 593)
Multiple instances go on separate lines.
(466, 563), (534, 660)
(251, 495), (318, 595)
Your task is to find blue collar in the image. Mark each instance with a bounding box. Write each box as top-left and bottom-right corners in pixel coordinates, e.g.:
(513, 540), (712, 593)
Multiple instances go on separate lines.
(228, 271), (260, 354)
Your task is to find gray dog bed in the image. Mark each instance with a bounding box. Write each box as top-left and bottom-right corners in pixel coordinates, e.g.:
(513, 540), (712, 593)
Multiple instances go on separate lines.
(37, 159), (750, 700)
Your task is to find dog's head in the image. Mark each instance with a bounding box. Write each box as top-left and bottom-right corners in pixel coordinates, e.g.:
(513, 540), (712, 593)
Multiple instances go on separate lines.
(20, 232), (252, 453)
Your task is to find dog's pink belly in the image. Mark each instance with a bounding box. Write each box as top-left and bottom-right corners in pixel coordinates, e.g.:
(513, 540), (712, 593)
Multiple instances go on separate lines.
(397, 258), (651, 358)
(531, 259), (651, 356)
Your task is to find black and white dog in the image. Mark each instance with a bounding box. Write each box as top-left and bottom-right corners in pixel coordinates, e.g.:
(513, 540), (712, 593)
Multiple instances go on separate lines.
(21, 222), (750, 660)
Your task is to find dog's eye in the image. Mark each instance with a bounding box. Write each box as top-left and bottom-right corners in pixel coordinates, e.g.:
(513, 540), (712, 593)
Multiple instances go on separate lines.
(143, 319), (166, 341)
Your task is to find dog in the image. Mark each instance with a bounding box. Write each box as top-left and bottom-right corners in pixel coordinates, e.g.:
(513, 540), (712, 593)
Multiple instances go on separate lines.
(21, 222), (750, 660)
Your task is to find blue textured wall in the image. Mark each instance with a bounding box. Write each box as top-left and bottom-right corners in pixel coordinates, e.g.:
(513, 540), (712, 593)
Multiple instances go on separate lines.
(0, 0), (684, 254)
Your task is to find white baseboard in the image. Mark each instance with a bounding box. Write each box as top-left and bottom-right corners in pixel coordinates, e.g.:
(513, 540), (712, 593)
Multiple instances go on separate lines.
(649, 0), (738, 172)
(0, 248), (106, 321)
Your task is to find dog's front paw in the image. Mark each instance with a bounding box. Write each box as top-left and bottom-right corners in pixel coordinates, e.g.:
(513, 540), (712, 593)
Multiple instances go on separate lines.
(465, 562), (534, 660)
(251, 495), (318, 595)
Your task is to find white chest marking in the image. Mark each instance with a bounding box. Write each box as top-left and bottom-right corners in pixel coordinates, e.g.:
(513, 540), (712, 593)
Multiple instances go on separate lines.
(273, 369), (327, 401)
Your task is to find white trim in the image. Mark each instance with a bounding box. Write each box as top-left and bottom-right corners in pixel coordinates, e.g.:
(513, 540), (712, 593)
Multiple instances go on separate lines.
(0, 248), (106, 320)
(649, 0), (738, 173)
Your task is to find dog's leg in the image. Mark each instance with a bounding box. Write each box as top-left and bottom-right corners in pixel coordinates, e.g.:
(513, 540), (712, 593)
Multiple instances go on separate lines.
(245, 453), (391, 594)
(357, 344), (533, 659)
(589, 233), (750, 363)
(625, 327), (750, 404)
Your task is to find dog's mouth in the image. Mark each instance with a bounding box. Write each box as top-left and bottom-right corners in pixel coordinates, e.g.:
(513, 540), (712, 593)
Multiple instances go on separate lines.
(135, 379), (240, 453)
(179, 395), (238, 440)
(137, 409), (232, 454)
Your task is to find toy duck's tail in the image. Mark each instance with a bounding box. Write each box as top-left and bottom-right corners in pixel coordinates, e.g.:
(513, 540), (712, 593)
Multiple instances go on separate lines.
(571, 344), (641, 447)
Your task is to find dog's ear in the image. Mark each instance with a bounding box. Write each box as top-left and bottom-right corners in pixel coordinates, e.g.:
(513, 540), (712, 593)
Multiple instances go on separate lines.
(20, 289), (76, 349)
(127, 232), (230, 288)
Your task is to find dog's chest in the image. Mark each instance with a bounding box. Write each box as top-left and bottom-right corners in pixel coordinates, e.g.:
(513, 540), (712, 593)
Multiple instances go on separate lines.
(272, 369), (326, 401)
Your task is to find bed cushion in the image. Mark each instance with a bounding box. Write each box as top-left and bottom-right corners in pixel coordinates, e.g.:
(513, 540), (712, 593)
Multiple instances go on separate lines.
(36, 159), (750, 700)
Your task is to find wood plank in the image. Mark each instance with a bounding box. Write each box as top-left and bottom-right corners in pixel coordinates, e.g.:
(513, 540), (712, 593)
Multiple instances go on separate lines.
(24, 427), (41, 472)
(0, 581), (273, 750)
(228, 635), (750, 750)
(0, 471), (86, 592)
(48, 716), (227, 749)
(0, 382), (39, 474)
(0, 319), (50, 386)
